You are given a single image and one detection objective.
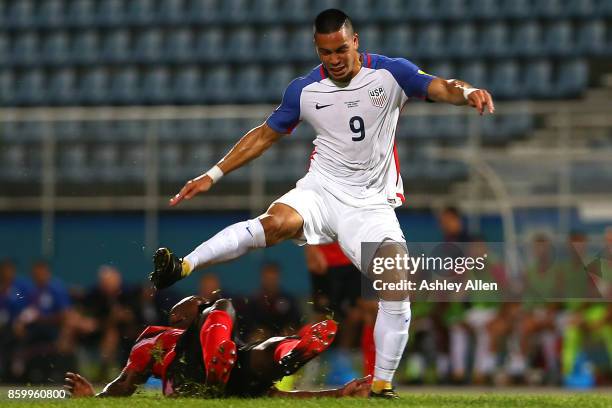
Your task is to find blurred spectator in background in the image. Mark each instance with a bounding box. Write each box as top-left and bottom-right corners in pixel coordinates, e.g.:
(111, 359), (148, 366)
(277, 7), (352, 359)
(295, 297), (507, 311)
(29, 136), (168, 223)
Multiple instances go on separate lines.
(246, 263), (301, 342)
(198, 273), (222, 301)
(11, 260), (73, 383)
(439, 206), (472, 243)
(80, 265), (136, 381)
(0, 259), (30, 381)
(134, 281), (180, 328)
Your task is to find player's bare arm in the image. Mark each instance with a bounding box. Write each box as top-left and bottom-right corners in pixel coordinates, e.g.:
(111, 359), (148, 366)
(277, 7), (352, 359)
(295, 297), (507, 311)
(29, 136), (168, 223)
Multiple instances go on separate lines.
(426, 77), (495, 115)
(64, 371), (145, 398)
(169, 123), (283, 206)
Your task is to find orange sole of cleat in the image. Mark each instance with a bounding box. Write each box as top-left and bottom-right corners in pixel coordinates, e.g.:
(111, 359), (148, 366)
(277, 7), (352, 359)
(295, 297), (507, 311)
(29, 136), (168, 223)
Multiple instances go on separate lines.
(205, 339), (237, 386)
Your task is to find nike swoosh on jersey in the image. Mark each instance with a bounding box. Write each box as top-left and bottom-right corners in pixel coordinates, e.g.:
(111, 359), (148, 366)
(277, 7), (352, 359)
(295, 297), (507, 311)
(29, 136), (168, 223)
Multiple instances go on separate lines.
(315, 103), (333, 110)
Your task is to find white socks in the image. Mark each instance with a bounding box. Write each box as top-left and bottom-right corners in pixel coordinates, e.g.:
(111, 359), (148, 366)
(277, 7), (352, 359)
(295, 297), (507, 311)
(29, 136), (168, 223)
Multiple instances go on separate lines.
(184, 218), (266, 270)
(373, 300), (411, 382)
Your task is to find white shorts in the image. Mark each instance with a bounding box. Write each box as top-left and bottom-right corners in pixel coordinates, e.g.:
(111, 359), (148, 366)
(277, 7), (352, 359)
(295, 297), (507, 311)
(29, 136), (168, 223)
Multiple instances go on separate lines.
(273, 173), (405, 271)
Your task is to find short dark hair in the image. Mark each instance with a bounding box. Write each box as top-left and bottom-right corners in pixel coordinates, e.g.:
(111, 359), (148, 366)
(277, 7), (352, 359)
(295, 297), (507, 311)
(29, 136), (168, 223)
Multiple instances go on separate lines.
(314, 9), (354, 35)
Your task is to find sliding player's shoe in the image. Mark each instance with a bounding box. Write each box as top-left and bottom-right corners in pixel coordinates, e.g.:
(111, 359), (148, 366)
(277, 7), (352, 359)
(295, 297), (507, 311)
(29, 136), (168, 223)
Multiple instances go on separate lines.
(279, 320), (337, 375)
(204, 339), (237, 391)
(150, 247), (184, 290)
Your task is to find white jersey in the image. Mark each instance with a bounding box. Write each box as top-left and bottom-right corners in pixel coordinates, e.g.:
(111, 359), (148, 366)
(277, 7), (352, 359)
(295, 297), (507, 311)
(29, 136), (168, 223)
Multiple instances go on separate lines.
(267, 53), (434, 208)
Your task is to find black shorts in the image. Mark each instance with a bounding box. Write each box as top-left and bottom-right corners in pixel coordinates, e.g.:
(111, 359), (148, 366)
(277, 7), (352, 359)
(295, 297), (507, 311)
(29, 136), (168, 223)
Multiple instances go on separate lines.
(314, 264), (368, 320)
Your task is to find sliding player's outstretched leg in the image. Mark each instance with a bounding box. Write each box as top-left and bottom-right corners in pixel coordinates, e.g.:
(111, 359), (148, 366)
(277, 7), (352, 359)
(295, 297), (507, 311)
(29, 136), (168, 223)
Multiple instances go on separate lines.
(150, 203), (303, 290)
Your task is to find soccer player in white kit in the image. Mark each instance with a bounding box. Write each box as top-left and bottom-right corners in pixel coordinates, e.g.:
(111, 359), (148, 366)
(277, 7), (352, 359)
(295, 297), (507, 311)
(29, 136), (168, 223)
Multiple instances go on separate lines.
(150, 9), (495, 398)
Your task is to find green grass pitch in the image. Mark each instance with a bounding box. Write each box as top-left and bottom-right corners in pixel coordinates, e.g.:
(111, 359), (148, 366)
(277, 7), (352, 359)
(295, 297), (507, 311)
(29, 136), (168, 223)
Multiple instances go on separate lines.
(2, 389), (612, 408)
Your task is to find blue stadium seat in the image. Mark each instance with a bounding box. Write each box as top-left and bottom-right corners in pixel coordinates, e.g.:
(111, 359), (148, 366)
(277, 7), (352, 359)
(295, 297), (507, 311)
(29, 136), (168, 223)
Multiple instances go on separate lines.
(458, 62), (486, 88)
(524, 60), (553, 98)
(414, 24), (444, 58)
(279, 0), (309, 22)
(258, 27), (286, 59)
(165, 29), (193, 61)
(250, 0), (281, 21)
(1, 144), (27, 181)
(97, 0), (124, 24)
(174, 66), (202, 103)
(48, 68), (77, 104)
(398, 116), (429, 139)
(72, 30), (100, 63)
(0, 69), (15, 105)
(158, 0), (187, 23)
(469, 0), (500, 18)
(7, 0), (35, 28)
(234, 66), (264, 102)
(79, 68), (110, 104)
(202, 66), (232, 103)
(556, 59), (588, 97)
(349, 0), (373, 20)
(133, 29), (163, 62)
(92, 143), (120, 182)
(225, 27), (256, 60)
(406, 0), (436, 20)
(489, 60), (520, 99)
(512, 22), (542, 57)
(15, 69), (46, 105)
(101, 29), (131, 61)
(196, 28), (224, 60)
(53, 121), (82, 141)
(382, 26), (413, 56)
(289, 26), (313, 59)
(0, 33), (8, 65)
(67, 0), (95, 25)
(42, 31), (70, 63)
(543, 21), (573, 56)
(533, 0), (563, 17)
(58, 143), (88, 182)
(437, 0), (467, 20)
(264, 65), (295, 101)
(446, 24), (477, 58)
(12, 31), (39, 64)
(123, 143), (146, 181)
(189, 0), (220, 23)
(158, 142), (183, 181)
(188, 143), (215, 173)
(222, 0), (250, 22)
(126, 0), (155, 24)
(479, 22), (509, 57)
(109, 67), (139, 104)
(597, 0), (612, 16)
(373, 0), (403, 19)
(36, 0), (64, 27)
(576, 20), (606, 55)
(142, 67), (171, 104)
(359, 26), (381, 52)
(500, 0), (531, 18)
(565, 0), (597, 17)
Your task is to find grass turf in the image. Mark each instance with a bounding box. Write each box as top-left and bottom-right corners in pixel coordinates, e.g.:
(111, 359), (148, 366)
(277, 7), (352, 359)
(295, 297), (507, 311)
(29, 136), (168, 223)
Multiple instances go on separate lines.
(2, 390), (612, 408)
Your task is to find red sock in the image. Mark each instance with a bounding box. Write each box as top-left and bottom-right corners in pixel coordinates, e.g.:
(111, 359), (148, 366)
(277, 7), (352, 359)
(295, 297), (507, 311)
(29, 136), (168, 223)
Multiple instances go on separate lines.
(199, 310), (233, 364)
(361, 324), (375, 378)
(274, 339), (301, 363)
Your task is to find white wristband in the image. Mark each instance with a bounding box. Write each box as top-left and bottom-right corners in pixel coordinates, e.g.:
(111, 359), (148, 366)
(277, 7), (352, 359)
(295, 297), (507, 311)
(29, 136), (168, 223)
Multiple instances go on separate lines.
(205, 165), (224, 184)
(463, 87), (479, 100)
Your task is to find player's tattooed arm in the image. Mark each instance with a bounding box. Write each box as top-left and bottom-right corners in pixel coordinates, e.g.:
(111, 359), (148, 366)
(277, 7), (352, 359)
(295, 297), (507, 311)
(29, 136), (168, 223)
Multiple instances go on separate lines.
(170, 123), (282, 206)
(426, 77), (495, 115)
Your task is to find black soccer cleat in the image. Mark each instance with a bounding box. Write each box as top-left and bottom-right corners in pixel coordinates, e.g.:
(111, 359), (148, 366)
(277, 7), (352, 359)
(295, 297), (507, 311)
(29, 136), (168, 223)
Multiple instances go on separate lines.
(150, 247), (184, 290)
(370, 387), (400, 399)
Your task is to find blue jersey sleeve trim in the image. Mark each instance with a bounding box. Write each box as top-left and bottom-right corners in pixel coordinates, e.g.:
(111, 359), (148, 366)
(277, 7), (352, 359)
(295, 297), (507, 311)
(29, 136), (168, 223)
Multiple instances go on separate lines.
(372, 54), (434, 99)
(266, 71), (318, 134)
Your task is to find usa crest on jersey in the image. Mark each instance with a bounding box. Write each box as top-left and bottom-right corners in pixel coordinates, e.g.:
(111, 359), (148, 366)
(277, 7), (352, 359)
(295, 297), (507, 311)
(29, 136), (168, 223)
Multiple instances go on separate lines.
(368, 86), (387, 108)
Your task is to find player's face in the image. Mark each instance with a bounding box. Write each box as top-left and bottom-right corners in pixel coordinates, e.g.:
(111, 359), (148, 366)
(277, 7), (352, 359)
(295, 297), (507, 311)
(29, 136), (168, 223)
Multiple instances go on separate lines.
(314, 27), (360, 82)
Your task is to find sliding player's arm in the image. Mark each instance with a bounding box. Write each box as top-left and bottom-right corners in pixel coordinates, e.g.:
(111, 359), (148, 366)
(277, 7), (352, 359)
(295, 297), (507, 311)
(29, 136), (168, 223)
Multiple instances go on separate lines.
(169, 123), (283, 206)
(268, 376), (371, 398)
(426, 77), (495, 115)
(65, 370), (147, 398)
